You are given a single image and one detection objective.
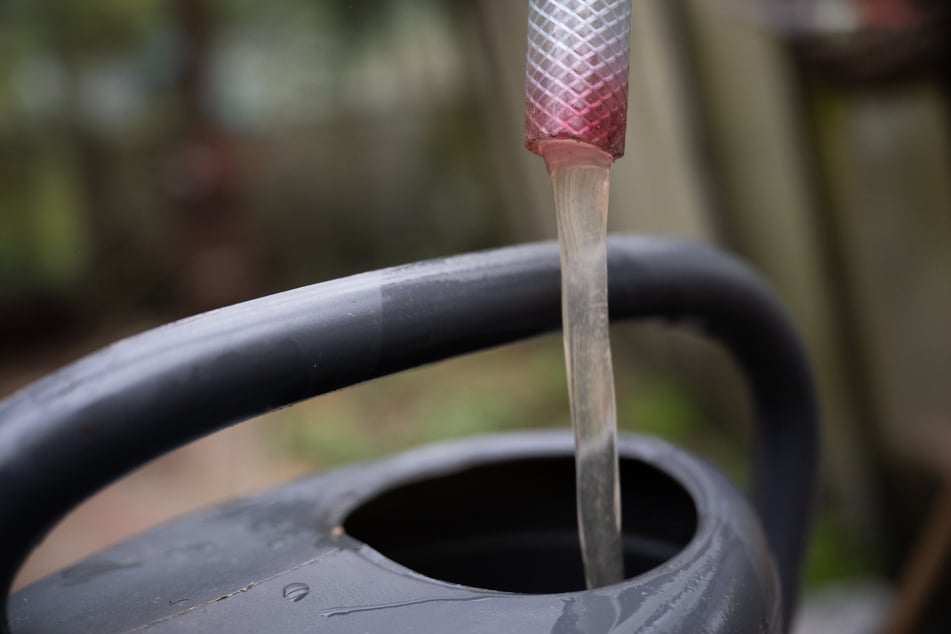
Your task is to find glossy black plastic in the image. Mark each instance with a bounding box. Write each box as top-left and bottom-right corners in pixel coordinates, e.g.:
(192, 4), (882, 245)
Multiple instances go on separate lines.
(0, 236), (819, 632)
(10, 432), (782, 633)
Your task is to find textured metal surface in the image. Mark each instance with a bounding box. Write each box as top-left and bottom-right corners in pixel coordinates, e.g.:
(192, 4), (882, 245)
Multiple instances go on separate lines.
(525, 0), (633, 157)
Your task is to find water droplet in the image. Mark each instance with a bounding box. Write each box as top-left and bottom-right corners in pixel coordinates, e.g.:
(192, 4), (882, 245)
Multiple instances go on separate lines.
(283, 582), (309, 602)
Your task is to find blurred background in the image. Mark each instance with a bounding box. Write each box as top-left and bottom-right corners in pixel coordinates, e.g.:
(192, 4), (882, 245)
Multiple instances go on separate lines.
(1, 0), (949, 631)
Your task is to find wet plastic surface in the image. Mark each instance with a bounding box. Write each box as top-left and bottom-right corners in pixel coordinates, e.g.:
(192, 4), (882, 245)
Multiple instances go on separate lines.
(1, 236), (819, 632)
(10, 432), (781, 633)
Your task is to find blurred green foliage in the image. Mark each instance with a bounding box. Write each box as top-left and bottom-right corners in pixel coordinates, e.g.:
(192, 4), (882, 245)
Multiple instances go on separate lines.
(23, 0), (164, 59)
(805, 511), (881, 587)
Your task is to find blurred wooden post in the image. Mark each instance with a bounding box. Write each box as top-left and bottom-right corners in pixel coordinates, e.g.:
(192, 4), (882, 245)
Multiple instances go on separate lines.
(884, 425), (951, 633)
(678, 0), (888, 554)
(168, 0), (257, 313)
(806, 77), (951, 566)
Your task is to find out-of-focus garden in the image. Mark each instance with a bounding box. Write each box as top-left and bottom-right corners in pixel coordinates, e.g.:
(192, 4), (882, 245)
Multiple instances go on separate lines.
(1, 0), (949, 631)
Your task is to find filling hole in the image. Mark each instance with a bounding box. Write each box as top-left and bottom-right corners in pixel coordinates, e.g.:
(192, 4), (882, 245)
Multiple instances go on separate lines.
(345, 455), (697, 593)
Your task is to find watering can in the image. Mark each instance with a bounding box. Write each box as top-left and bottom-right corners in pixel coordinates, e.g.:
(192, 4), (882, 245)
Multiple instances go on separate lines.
(0, 236), (818, 633)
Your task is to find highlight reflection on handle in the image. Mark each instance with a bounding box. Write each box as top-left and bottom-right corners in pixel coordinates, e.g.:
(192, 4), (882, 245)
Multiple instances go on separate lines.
(525, 0), (633, 159)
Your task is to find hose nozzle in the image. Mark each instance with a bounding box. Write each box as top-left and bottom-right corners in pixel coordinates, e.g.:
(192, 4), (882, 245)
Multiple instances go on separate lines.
(525, 0), (634, 159)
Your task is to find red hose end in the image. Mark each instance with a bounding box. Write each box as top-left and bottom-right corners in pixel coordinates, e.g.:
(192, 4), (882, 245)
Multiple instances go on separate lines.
(525, 79), (629, 159)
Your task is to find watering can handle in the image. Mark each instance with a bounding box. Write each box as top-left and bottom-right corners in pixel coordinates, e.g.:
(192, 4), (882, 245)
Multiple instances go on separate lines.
(0, 236), (818, 632)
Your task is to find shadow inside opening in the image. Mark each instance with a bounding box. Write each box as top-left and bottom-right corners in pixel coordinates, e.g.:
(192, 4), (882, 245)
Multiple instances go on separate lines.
(344, 455), (698, 594)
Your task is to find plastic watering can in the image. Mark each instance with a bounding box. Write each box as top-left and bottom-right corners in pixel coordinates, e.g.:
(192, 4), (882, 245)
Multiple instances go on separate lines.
(1, 236), (818, 633)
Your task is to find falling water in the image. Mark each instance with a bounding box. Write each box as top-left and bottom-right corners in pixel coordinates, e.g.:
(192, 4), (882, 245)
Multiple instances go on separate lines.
(541, 139), (623, 588)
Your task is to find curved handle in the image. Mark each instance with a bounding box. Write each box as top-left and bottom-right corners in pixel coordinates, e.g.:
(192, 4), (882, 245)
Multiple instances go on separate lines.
(0, 236), (818, 632)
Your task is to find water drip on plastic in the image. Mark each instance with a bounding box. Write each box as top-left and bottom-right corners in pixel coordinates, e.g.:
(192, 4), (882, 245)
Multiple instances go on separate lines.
(282, 582), (310, 602)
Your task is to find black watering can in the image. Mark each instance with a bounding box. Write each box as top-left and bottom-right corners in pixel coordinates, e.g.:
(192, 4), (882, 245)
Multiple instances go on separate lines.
(0, 236), (818, 633)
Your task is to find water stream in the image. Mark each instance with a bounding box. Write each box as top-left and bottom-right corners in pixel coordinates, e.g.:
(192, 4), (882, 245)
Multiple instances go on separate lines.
(540, 139), (624, 588)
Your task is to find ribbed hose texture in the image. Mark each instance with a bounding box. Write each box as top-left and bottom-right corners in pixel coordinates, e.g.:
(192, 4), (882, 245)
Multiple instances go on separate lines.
(525, 0), (633, 158)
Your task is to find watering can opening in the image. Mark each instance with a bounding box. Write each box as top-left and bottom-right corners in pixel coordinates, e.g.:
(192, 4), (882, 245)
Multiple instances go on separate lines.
(344, 452), (697, 594)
